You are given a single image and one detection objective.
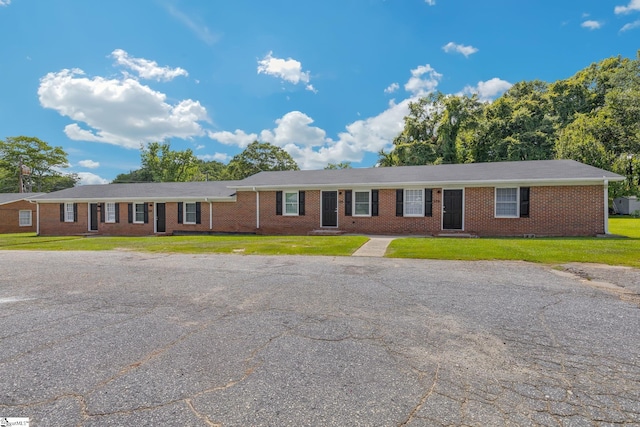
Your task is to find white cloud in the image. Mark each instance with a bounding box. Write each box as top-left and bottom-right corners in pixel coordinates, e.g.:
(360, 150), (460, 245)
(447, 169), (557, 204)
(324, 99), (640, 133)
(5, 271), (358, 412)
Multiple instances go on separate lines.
(581, 20), (603, 30)
(0, 0), (11, 6)
(405, 64), (442, 96)
(615, 0), (640, 14)
(77, 172), (109, 185)
(78, 159), (100, 169)
(111, 49), (188, 82)
(462, 78), (512, 101)
(259, 111), (327, 148)
(257, 51), (315, 91)
(384, 82), (399, 94)
(442, 42), (479, 57)
(425, 0), (435, 5)
(38, 68), (209, 149)
(197, 153), (230, 162)
(620, 19), (640, 31)
(208, 129), (257, 148)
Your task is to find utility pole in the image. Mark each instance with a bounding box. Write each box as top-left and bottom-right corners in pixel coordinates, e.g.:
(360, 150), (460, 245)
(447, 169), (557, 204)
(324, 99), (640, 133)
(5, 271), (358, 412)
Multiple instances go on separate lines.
(18, 157), (24, 193)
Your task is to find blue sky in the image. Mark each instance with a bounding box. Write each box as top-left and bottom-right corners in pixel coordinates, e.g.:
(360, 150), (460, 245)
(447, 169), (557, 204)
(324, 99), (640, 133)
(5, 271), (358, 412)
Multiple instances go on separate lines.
(0, 0), (638, 184)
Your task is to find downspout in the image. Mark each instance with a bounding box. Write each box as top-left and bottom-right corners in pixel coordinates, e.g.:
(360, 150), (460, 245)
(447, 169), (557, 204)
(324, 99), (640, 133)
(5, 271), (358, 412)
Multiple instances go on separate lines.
(254, 187), (260, 229)
(603, 178), (609, 235)
(209, 200), (213, 230)
(37, 203), (40, 235)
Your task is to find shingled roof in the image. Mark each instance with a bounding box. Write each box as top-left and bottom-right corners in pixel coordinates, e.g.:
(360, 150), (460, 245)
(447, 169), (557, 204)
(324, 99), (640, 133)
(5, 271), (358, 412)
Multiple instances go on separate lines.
(30, 181), (240, 202)
(0, 193), (46, 205)
(231, 160), (624, 190)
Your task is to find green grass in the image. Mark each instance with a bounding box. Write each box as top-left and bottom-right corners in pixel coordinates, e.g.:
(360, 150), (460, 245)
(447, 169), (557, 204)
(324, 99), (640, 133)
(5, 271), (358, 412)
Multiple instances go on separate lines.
(386, 217), (640, 267)
(0, 233), (369, 257)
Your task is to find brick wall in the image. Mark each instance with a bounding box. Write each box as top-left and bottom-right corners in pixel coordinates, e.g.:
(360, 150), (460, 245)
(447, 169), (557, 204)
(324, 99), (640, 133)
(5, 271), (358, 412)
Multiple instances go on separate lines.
(250, 185), (606, 237)
(0, 200), (38, 233)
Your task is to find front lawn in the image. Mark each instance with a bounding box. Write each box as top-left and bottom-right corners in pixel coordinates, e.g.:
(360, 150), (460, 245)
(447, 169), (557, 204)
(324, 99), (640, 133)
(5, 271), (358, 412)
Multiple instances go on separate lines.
(386, 217), (640, 267)
(0, 233), (369, 257)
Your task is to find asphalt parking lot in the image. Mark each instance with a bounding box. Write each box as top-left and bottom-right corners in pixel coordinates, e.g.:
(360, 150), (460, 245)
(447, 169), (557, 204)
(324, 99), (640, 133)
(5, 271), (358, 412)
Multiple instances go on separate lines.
(0, 251), (638, 426)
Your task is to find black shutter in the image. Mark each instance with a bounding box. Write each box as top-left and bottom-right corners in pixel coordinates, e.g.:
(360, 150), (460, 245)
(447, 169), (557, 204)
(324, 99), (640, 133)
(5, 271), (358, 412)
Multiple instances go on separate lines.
(345, 190), (352, 216)
(372, 190), (379, 216)
(276, 191), (283, 215)
(115, 203), (120, 223)
(178, 203), (183, 224)
(195, 202), (201, 224)
(425, 189), (433, 217)
(143, 203), (149, 223)
(520, 187), (530, 218)
(100, 203), (105, 223)
(396, 190), (403, 217)
(128, 203), (133, 223)
(299, 191), (305, 216)
(73, 203), (78, 222)
(60, 203), (64, 222)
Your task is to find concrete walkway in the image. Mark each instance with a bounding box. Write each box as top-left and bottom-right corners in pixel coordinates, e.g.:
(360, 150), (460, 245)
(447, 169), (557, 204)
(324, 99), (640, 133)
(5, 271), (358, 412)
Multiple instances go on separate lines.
(351, 236), (397, 257)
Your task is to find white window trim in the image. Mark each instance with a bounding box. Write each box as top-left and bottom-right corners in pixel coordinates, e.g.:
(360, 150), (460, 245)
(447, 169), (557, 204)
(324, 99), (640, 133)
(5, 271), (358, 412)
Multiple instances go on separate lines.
(64, 202), (75, 223)
(283, 191), (299, 216)
(184, 202), (197, 224)
(105, 202), (116, 223)
(133, 202), (145, 224)
(19, 210), (32, 227)
(404, 188), (424, 217)
(353, 190), (371, 217)
(495, 187), (519, 218)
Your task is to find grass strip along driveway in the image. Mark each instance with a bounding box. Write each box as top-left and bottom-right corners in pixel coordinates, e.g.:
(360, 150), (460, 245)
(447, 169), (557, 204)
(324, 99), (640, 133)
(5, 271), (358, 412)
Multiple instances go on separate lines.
(0, 217), (638, 267)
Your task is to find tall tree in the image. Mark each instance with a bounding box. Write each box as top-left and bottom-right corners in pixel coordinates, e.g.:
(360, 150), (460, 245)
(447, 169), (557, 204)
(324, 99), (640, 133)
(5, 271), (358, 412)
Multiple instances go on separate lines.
(0, 136), (77, 192)
(224, 141), (299, 180)
(140, 142), (200, 182)
(325, 161), (352, 170)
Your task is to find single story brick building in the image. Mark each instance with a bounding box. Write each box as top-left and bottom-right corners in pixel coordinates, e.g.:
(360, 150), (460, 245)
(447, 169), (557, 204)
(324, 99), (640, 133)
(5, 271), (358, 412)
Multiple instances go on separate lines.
(28, 160), (624, 237)
(0, 193), (45, 234)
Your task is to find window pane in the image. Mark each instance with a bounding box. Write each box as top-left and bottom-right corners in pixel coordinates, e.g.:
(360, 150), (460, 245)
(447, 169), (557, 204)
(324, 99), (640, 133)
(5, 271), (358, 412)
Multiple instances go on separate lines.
(185, 203), (197, 223)
(405, 189), (423, 216)
(65, 203), (74, 222)
(354, 191), (369, 215)
(106, 202), (116, 222)
(285, 192), (298, 215)
(19, 210), (31, 226)
(135, 203), (145, 222)
(496, 188), (518, 216)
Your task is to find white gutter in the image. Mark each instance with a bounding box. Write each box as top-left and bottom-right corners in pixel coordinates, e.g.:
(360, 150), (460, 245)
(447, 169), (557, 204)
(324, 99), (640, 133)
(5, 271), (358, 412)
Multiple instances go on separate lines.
(604, 178), (609, 234)
(36, 203), (40, 235)
(209, 201), (213, 230)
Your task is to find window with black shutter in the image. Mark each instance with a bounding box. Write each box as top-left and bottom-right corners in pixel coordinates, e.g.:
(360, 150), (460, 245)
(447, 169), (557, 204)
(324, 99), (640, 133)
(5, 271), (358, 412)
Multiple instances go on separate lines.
(299, 191), (305, 216)
(344, 190), (352, 216)
(396, 189), (403, 216)
(195, 202), (201, 224)
(520, 187), (530, 218)
(371, 190), (379, 216)
(276, 191), (283, 215)
(425, 189), (433, 217)
(178, 203), (183, 224)
(128, 203), (133, 223)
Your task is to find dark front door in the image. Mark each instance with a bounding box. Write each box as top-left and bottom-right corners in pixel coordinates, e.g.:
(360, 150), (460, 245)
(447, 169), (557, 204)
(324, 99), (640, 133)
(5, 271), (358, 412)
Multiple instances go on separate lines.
(156, 203), (166, 233)
(443, 189), (463, 230)
(322, 191), (338, 227)
(89, 203), (98, 231)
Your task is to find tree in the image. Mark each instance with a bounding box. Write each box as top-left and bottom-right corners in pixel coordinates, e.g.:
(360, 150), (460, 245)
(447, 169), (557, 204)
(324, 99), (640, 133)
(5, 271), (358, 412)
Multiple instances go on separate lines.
(0, 136), (77, 192)
(224, 141), (299, 180)
(325, 161), (352, 170)
(197, 159), (228, 181)
(111, 169), (154, 183)
(140, 142), (200, 182)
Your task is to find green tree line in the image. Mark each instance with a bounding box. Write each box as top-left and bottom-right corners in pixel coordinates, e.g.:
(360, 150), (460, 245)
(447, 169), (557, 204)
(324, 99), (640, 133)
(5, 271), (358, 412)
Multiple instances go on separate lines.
(379, 53), (640, 197)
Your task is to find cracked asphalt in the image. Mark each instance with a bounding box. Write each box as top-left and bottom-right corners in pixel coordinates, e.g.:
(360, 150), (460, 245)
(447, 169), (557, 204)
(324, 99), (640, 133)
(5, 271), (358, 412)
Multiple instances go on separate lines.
(0, 251), (639, 426)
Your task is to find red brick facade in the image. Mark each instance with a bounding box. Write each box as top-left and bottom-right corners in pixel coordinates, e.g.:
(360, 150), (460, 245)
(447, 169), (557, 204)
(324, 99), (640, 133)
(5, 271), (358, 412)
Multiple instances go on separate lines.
(34, 184), (607, 237)
(0, 200), (38, 234)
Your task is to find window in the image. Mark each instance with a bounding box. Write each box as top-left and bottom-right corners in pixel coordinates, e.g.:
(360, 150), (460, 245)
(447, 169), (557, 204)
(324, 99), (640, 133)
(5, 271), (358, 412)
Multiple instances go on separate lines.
(19, 210), (32, 227)
(495, 188), (518, 217)
(65, 202), (75, 222)
(354, 191), (370, 216)
(184, 202), (197, 224)
(105, 202), (116, 223)
(284, 191), (299, 215)
(404, 189), (423, 217)
(134, 203), (145, 223)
